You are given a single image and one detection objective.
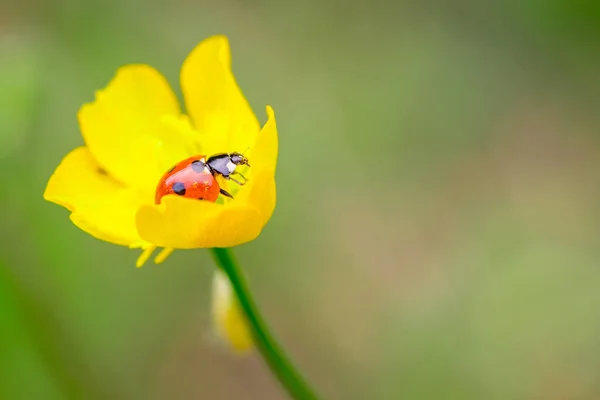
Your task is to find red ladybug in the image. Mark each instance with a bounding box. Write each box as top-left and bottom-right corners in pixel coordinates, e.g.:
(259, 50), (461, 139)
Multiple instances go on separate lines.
(155, 152), (250, 205)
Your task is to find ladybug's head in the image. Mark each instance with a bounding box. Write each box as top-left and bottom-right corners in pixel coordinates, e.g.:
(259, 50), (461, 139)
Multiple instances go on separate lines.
(230, 152), (250, 167)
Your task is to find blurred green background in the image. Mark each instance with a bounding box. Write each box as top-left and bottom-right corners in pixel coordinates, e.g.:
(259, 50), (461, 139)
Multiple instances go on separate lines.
(2, 0), (600, 399)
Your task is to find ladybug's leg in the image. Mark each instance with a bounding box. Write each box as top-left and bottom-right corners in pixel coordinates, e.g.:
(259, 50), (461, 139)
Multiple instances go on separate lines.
(219, 188), (234, 199)
(233, 171), (248, 183)
(225, 176), (246, 186)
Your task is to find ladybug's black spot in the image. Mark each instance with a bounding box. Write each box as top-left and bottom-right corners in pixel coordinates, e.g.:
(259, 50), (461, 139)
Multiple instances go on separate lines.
(191, 160), (206, 173)
(172, 182), (186, 195)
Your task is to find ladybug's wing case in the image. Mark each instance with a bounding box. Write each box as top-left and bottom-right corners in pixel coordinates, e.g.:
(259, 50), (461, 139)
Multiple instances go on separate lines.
(155, 155), (220, 203)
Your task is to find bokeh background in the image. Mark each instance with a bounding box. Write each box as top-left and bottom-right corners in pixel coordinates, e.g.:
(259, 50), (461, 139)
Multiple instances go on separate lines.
(2, 0), (600, 399)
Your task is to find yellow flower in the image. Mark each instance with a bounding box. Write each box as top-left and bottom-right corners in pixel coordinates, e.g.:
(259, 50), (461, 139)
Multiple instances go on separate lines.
(44, 35), (278, 265)
(43, 35), (278, 352)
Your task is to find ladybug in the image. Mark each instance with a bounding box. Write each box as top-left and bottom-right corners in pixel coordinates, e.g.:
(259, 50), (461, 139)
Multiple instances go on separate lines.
(155, 152), (250, 205)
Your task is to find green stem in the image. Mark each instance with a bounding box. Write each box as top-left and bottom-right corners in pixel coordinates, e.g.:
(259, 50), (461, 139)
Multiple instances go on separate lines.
(210, 247), (320, 400)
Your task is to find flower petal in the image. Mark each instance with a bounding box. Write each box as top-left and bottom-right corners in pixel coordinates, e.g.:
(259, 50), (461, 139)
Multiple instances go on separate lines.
(211, 270), (253, 352)
(79, 65), (196, 193)
(237, 167), (276, 225)
(180, 35), (260, 156)
(248, 106), (278, 173)
(219, 106), (278, 200)
(44, 147), (150, 247)
(135, 196), (263, 249)
(233, 106), (277, 222)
